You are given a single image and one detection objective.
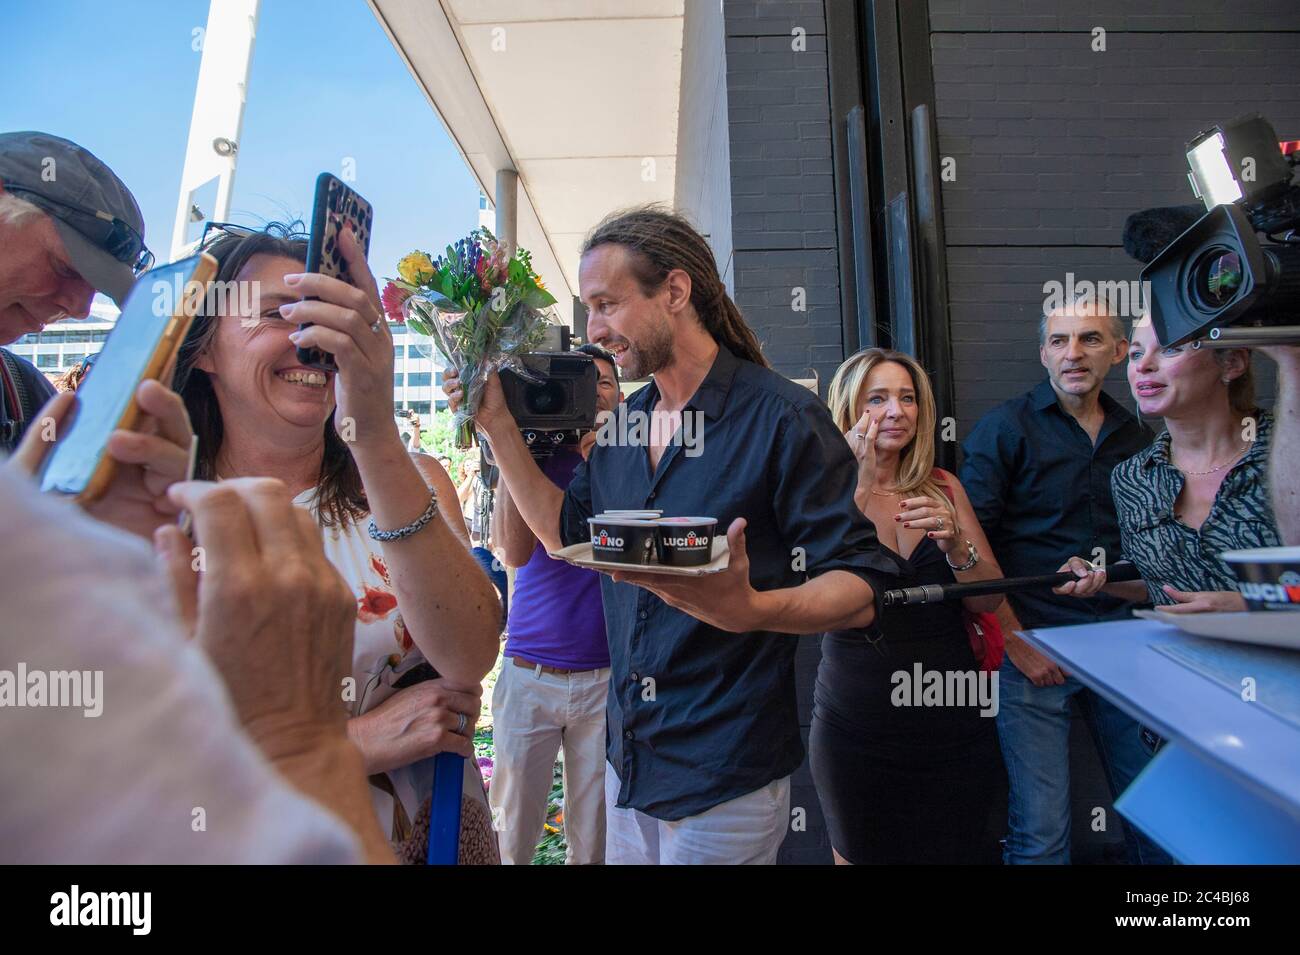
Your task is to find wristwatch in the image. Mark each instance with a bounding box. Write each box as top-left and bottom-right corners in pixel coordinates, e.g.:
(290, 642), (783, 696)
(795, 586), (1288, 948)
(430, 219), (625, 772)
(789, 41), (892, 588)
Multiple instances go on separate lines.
(946, 539), (979, 572)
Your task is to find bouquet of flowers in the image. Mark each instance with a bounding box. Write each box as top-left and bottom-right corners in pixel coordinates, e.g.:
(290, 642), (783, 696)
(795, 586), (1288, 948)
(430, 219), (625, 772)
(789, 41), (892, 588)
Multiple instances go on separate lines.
(382, 228), (556, 447)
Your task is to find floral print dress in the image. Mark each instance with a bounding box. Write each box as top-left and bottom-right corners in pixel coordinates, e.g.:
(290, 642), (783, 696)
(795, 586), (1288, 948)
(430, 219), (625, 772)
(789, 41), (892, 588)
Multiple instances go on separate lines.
(293, 488), (496, 863)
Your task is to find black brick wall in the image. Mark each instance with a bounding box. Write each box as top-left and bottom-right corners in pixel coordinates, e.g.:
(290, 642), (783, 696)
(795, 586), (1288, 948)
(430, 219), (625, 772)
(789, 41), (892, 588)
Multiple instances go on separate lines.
(714, 0), (1300, 865)
(929, 0), (1300, 437)
(725, 2), (843, 389)
(723, 0), (839, 865)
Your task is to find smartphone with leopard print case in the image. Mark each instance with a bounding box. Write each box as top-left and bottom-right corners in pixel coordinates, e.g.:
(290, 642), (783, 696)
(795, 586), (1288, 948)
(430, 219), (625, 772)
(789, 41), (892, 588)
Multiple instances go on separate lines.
(298, 172), (374, 371)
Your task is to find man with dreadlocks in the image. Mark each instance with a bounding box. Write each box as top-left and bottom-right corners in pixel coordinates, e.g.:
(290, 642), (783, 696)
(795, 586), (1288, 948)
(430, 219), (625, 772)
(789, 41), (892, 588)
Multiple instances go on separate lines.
(445, 206), (902, 864)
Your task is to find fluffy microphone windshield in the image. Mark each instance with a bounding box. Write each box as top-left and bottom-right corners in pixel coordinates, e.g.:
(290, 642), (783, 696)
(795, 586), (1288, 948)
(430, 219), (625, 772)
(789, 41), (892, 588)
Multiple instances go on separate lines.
(1121, 204), (1205, 263)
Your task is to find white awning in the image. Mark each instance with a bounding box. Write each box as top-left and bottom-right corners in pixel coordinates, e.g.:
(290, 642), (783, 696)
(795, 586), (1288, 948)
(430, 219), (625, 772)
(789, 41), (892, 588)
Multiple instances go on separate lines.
(368, 0), (684, 326)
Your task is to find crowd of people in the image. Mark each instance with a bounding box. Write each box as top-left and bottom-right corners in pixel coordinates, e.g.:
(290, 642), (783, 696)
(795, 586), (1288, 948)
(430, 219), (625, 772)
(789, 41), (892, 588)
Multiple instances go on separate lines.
(1, 129), (1296, 865)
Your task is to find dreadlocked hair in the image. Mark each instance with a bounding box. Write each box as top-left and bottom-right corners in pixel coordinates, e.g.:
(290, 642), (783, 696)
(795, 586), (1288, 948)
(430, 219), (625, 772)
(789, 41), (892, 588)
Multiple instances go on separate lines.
(581, 205), (769, 368)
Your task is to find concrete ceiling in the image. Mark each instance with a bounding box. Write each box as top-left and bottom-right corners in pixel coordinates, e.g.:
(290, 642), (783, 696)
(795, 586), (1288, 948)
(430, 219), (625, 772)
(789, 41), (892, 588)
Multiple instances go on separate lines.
(369, 0), (684, 325)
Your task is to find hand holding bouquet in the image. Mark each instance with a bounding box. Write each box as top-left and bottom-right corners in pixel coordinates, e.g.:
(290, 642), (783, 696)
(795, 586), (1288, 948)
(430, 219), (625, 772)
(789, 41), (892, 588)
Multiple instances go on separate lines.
(381, 229), (556, 447)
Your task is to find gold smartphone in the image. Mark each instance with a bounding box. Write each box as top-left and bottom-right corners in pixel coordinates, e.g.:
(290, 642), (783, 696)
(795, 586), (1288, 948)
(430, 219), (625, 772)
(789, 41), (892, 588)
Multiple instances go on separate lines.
(38, 252), (217, 502)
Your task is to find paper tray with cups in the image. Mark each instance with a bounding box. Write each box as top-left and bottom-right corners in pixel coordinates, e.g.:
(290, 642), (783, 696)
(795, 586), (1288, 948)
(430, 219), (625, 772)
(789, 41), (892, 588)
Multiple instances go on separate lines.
(1130, 545), (1300, 649)
(548, 510), (730, 576)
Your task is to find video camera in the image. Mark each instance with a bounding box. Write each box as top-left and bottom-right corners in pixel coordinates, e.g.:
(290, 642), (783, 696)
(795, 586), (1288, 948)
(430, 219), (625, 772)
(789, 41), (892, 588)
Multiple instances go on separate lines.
(1142, 114), (1300, 348)
(497, 324), (599, 457)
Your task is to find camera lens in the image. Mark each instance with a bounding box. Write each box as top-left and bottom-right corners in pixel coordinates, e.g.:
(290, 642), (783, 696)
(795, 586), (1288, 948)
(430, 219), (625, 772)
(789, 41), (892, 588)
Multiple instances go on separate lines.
(525, 381), (565, 415)
(1194, 247), (1244, 309)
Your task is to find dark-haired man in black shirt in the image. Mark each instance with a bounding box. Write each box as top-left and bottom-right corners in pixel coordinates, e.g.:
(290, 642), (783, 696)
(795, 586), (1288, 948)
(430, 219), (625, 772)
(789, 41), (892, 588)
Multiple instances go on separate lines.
(961, 298), (1168, 865)
(446, 207), (901, 864)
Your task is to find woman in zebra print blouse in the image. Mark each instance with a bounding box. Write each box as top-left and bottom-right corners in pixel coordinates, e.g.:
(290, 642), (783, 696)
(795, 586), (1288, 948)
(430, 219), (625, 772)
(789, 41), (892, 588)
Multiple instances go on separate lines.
(1055, 318), (1282, 612)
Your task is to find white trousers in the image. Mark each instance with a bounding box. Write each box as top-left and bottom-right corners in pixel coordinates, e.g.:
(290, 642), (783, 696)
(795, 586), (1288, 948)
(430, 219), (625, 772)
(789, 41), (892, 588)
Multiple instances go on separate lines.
(489, 657), (610, 864)
(604, 762), (791, 864)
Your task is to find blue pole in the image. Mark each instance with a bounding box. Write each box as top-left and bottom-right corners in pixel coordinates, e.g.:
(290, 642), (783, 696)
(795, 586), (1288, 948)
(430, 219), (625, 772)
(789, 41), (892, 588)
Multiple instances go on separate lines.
(427, 752), (465, 865)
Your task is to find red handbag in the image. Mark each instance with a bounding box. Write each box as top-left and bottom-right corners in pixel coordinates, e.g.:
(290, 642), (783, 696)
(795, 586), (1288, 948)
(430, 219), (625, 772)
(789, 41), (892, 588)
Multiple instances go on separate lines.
(963, 610), (1004, 674)
(933, 470), (1005, 673)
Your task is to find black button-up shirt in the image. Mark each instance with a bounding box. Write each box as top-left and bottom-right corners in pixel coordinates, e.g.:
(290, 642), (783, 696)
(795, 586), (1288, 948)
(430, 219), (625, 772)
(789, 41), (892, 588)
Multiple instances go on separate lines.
(959, 379), (1154, 629)
(559, 345), (903, 820)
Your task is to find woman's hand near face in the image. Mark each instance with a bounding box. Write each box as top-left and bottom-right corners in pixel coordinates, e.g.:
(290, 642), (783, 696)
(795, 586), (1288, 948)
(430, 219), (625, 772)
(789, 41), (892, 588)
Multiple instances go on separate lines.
(846, 411), (880, 494)
(281, 227), (399, 453)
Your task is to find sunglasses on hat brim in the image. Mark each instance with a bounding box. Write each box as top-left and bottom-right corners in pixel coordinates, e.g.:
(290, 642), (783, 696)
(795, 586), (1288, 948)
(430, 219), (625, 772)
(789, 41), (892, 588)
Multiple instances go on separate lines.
(5, 183), (154, 275)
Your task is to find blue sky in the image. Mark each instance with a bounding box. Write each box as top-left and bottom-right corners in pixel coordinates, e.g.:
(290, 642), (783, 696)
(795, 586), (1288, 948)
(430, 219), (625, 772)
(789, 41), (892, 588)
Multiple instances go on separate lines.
(2, 0), (480, 304)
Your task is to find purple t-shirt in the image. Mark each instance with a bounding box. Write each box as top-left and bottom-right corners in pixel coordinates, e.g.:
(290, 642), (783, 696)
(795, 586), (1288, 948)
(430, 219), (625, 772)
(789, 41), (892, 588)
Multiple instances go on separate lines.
(504, 449), (610, 669)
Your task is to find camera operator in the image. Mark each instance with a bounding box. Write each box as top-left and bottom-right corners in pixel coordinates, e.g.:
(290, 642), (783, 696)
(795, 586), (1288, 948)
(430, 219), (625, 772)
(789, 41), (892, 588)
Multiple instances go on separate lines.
(486, 343), (621, 865)
(446, 207), (902, 865)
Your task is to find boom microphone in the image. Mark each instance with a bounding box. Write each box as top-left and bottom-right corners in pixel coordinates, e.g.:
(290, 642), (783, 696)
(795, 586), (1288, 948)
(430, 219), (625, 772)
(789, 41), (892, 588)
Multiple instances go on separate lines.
(881, 561), (1143, 609)
(1121, 205), (1204, 264)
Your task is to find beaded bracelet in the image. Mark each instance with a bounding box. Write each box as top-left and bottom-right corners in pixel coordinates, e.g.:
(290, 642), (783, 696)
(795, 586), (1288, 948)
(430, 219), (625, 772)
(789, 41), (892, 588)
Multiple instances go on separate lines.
(367, 489), (440, 542)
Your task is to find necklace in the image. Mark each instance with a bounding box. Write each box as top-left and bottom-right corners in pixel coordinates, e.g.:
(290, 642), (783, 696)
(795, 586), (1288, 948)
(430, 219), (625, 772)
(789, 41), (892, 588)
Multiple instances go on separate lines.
(1173, 443), (1250, 476)
(871, 486), (902, 497)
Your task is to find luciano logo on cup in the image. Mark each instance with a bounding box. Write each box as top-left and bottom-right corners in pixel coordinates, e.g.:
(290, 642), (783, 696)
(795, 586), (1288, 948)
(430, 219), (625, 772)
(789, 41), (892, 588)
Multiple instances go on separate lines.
(662, 531), (707, 549)
(1239, 573), (1300, 605)
(593, 530), (624, 549)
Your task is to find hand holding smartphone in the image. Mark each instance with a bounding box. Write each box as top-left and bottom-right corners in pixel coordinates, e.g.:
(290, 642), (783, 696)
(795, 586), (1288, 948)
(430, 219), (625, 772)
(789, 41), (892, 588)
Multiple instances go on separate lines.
(297, 172), (374, 371)
(38, 253), (216, 502)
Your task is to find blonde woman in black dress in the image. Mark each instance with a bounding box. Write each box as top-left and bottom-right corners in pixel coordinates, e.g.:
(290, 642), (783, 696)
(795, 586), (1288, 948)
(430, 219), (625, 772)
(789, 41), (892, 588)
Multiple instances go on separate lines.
(810, 348), (1006, 864)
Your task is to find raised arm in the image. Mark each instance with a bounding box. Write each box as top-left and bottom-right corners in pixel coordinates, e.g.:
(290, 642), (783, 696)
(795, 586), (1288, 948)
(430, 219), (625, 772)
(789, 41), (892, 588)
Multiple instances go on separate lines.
(444, 368), (567, 555)
(491, 477), (540, 568)
(284, 232), (499, 685)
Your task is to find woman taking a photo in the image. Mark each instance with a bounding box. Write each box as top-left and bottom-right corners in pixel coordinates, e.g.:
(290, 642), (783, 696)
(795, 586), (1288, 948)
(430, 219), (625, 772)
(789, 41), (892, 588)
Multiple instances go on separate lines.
(811, 347), (1005, 865)
(174, 222), (502, 863)
(1057, 318), (1282, 609)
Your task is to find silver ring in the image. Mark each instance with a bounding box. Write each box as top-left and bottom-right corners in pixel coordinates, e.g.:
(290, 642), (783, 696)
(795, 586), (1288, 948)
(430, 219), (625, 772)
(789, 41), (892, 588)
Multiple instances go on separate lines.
(370, 320), (383, 334)
(455, 711), (467, 735)
(935, 517), (944, 531)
